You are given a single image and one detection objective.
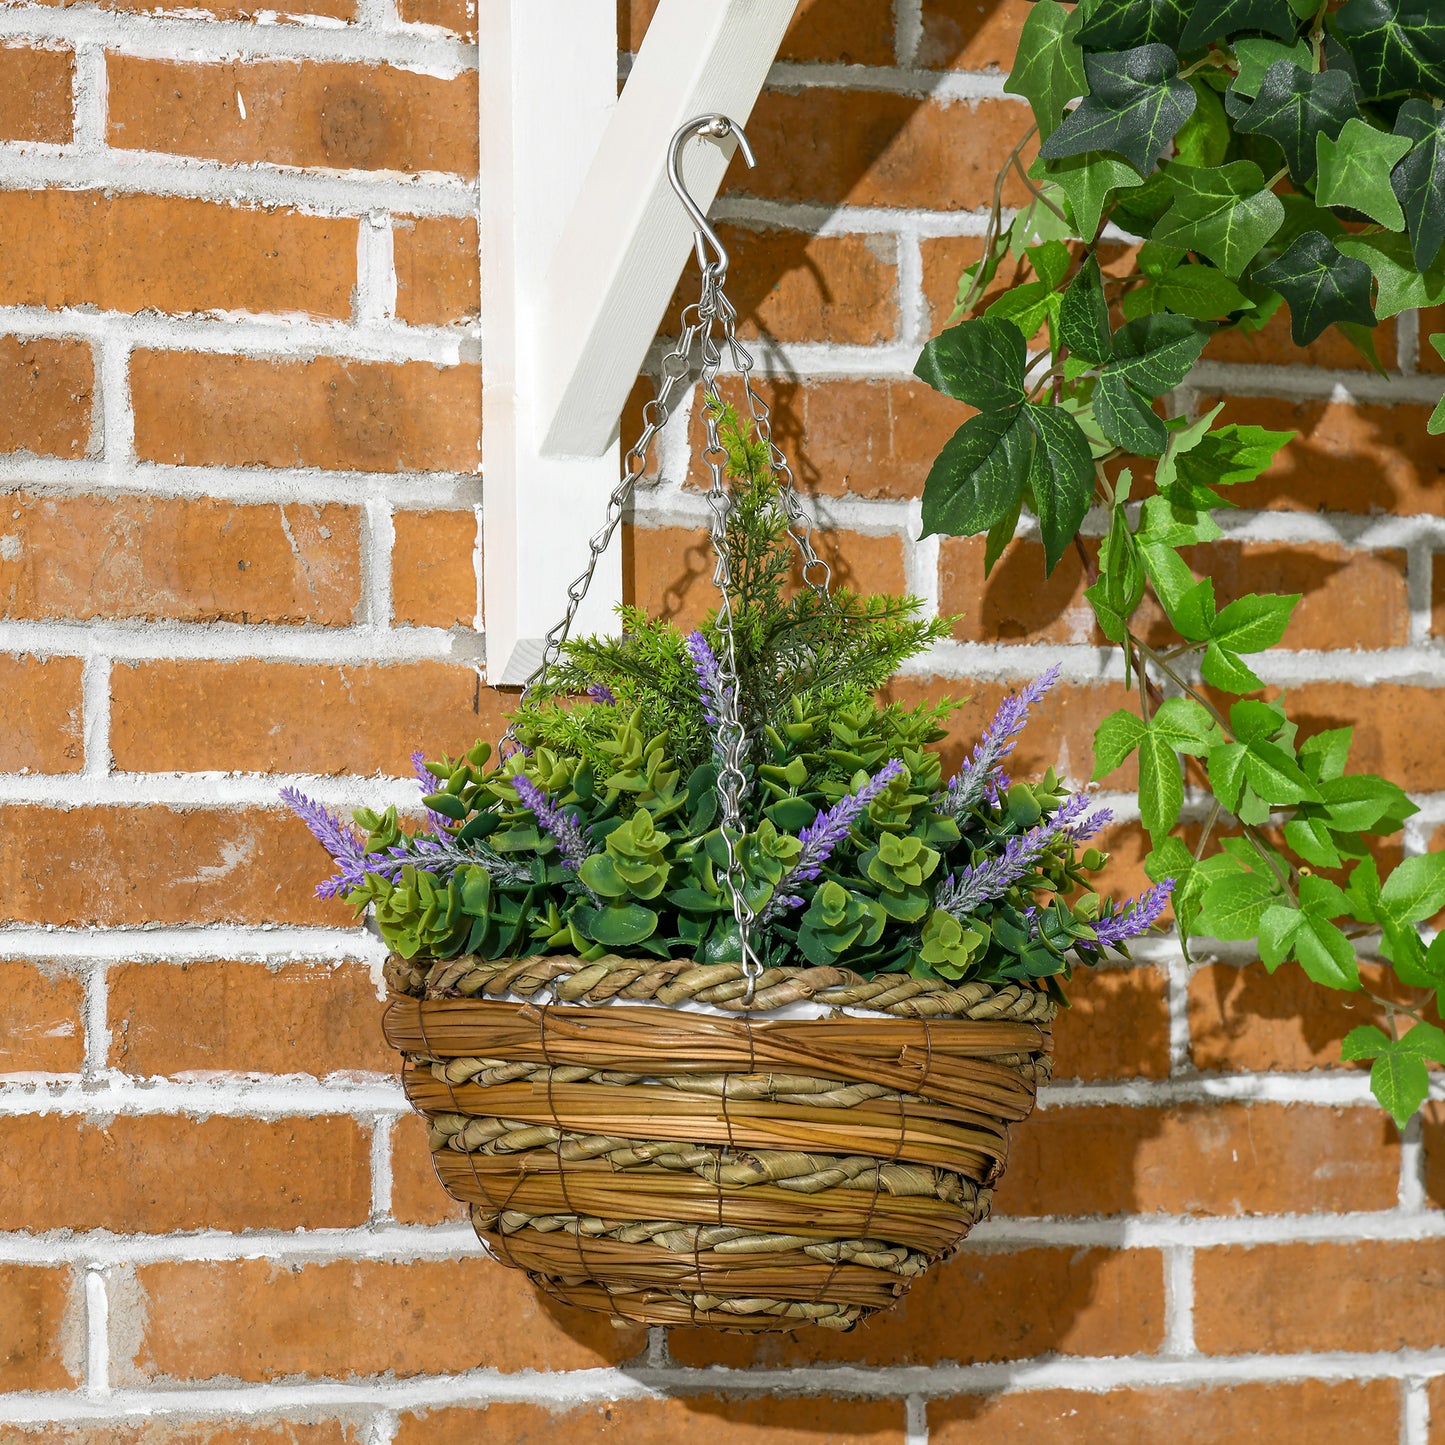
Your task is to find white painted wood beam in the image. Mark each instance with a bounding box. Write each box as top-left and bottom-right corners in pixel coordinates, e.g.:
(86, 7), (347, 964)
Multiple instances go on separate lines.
(538, 0), (802, 458)
(480, 0), (799, 687)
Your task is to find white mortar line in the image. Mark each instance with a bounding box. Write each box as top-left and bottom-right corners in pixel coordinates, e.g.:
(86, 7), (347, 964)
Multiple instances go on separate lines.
(1408, 541), (1436, 647)
(0, 771), (428, 809)
(369, 1116), (394, 1223)
(0, 305), (470, 367)
(0, 152), (477, 218)
(1400, 1114), (1427, 1212)
(1404, 1377), (1430, 1445)
(366, 1412), (401, 1445)
(1166, 953), (1193, 1078)
(894, 0), (923, 68)
(83, 1265), (109, 1396)
(97, 330), (134, 471)
(766, 60), (1009, 100)
(81, 960), (109, 1079)
(361, 498), (396, 627)
(904, 1393), (929, 1445)
(0, 925), (389, 964)
(1163, 1246), (1197, 1358)
(0, 7), (475, 71)
(8, 1351), (1445, 1419)
(355, 212), (398, 325)
(1399, 307), (1421, 376)
(710, 195), (997, 238)
(71, 43), (107, 155)
(0, 1077), (408, 1118)
(1189, 360), (1445, 406)
(80, 655), (112, 778)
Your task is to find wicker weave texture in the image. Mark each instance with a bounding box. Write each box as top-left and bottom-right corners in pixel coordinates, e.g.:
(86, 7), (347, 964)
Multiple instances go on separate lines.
(383, 953), (1055, 1332)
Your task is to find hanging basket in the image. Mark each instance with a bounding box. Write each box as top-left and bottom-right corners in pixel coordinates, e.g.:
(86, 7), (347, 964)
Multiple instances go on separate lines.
(383, 952), (1054, 1331)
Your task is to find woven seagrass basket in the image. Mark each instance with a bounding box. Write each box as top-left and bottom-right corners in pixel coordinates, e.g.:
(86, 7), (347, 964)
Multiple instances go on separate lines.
(383, 950), (1055, 1332)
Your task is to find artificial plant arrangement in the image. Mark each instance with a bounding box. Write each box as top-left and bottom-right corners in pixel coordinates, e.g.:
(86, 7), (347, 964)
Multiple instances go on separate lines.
(288, 411), (1169, 997)
(285, 408), (1174, 1331)
(915, 0), (1445, 1125)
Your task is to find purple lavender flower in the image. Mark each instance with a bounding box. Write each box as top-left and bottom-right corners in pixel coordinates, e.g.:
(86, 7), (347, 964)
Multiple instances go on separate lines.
(280, 787), (368, 899)
(760, 758), (906, 922)
(940, 666), (1062, 819)
(364, 834), (532, 888)
(587, 683), (617, 705)
(412, 750), (454, 834)
(512, 773), (593, 874)
(933, 791), (1107, 919)
(1087, 879), (1176, 949)
(684, 630), (729, 727)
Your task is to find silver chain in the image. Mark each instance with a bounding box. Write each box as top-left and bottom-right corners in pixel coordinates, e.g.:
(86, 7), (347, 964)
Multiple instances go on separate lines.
(505, 115), (833, 1004)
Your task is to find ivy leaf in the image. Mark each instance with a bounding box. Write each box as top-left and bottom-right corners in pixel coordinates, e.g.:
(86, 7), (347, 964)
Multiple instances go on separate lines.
(1300, 726), (1353, 783)
(1126, 264), (1256, 322)
(1093, 709), (1148, 777)
(919, 410), (1031, 539)
(1391, 101), (1445, 270)
(1333, 0), (1445, 101)
(1106, 314), (1209, 396)
(1200, 644), (1264, 695)
(1232, 36), (1315, 97)
(1377, 852), (1445, 925)
(1151, 696), (1219, 755)
(1284, 814), (1344, 869)
(914, 316), (1027, 411)
(1077, 0), (1190, 50)
(1085, 506), (1147, 643)
(1035, 154), (1145, 240)
(1137, 726), (1186, 839)
(1095, 372), (1168, 455)
(1258, 903), (1301, 970)
(1342, 1023), (1392, 1061)
(1153, 160), (1287, 277)
(1294, 913), (1361, 990)
(1241, 738), (1320, 805)
(986, 281), (1063, 341)
(1234, 62), (1361, 182)
(1198, 870), (1278, 940)
(1315, 118), (1413, 230)
(1005, 0), (1087, 139)
(1060, 255), (1111, 362)
(1166, 421), (1294, 507)
(1251, 231), (1378, 345)
(1315, 773), (1414, 832)
(1335, 232), (1445, 318)
(1024, 403), (1097, 573)
(1040, 45), (1198, 177)
(1180, 0), (1299, 49)
(1209, 591), (1299, 653)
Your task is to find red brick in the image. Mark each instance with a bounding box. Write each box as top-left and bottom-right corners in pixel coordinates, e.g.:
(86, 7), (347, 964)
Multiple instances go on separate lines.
(1420, 1101), (1445, 1208)
(930, 1380), (1398, 1443)
(668, 227), (899, 344)
(624, 524), (907, 630)
(0, 653), (84, 772)
(1285, 683), (1445, 792)
(109, 961), (391, 1077)
(999, 1104), (1398, 1216)
(1432, 1377), (1445, 1445)
(106, 56), (478, 177)
(917, 0), (1030, 71)
(729, 92), (1036, 211)
(0, 805), (348, 927)
(397, 0), (473, 38)
(0, 192), (355, 319)
(942, 536), (1099, 647)
(109, 659), (504, 775)
(0, 1114), (369, 1232)
(0, 962), (84, 1073)
(0, 493), (361, 626)
(127, 1257), (646, 1381)
(1196, 1240), (1445, 1353)
(396, 1398), (905, 1445)
(1202, 395), (1445, 516)
(684, 375), (962, 500)
(1189, 961), (1408, 1074)
(1053, 965), (1171, 1081)
(622, 0), (895, 65)
(130, 351), (480, 474)
(0, 45), (73, 144)
(669, 1246), (1163, 1368)
(391, 509), (477, 629)
(0, 336), (94, 459)
(0, 1264), (77, 1391)
(393, 216), (478, 326)
(1206, 304), (1398, 370)
(387, 1111), (466, 1225)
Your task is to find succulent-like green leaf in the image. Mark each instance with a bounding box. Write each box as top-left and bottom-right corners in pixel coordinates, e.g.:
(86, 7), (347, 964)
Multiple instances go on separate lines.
(1234, 61), (1361, 182)
(1251, 231), (1378, 345)
(1040, 45), (1198, 177)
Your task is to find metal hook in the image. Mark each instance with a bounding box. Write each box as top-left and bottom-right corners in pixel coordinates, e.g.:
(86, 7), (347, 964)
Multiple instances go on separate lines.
(666, 114), (756, 284)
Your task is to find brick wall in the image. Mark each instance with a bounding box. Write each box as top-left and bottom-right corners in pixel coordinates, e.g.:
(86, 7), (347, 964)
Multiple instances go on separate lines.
(2, 0), (1443, 1441)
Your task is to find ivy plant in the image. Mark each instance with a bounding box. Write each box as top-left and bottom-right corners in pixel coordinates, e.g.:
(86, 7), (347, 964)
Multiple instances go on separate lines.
(918, 0), (1445, 1125)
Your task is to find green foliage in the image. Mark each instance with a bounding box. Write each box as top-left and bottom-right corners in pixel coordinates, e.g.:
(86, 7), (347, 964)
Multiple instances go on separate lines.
(918, 0), (1445, 1124)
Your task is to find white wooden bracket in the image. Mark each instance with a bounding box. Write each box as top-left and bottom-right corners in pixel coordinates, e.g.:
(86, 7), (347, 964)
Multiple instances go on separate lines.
(480, 0), (801, 686)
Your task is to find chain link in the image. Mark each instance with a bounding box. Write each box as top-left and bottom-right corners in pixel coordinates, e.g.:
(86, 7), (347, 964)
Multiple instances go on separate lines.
(502, 116), (833, 1005)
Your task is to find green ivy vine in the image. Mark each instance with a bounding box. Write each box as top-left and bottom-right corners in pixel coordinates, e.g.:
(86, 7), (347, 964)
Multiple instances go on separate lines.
(917, 0), (1445, 1124)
